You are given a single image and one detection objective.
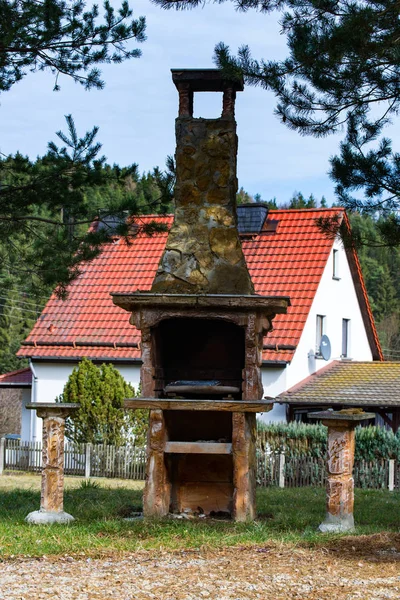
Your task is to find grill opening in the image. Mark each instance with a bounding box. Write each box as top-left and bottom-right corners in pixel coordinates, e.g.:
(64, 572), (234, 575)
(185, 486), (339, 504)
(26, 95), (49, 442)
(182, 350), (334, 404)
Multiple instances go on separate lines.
(152, 317), (245, 398)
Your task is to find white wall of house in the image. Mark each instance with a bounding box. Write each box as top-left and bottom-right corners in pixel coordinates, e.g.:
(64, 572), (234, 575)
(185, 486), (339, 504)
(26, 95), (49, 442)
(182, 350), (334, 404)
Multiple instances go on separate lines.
(260, 366), (288, 423)
(20, 388), (33, 441)
(286, 238), (372, 388)
(22, 361), (141, 442)
(260, 239), (373, 424)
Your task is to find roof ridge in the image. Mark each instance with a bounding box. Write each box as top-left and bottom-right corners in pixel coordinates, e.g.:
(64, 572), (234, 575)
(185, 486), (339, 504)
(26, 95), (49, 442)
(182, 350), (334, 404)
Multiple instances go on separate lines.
(268, 207), (344, 215)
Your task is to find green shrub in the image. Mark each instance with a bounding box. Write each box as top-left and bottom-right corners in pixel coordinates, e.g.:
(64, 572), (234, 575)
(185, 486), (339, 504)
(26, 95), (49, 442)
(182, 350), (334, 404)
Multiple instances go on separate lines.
(59, 357), (148, 446)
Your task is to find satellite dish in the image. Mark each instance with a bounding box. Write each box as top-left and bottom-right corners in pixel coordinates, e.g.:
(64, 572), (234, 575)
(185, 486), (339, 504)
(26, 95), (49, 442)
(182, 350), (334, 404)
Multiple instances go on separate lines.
(320, 335), (331, 361)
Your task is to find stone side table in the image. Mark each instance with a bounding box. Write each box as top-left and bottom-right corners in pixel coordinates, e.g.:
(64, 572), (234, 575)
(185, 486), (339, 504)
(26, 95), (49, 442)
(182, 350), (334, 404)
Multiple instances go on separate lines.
(309, 410), (374, 532)
(25, 403), (79, 525)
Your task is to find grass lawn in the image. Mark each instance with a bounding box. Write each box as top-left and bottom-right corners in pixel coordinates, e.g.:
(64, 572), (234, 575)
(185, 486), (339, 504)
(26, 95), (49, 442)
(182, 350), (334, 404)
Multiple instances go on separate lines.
(0, 473), (399, 558)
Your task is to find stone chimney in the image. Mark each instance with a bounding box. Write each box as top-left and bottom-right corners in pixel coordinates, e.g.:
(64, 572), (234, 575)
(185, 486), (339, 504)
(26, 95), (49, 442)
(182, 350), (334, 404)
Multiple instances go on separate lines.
(151, 69), (254, 295)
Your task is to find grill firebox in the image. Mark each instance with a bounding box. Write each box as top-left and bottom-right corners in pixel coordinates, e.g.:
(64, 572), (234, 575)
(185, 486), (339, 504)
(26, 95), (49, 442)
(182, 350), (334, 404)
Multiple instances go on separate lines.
(113, 70), (290, 520)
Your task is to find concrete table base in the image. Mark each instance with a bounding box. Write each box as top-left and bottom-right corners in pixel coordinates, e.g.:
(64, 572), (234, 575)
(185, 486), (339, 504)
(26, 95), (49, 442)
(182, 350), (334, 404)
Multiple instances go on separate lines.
(318, 513), (355, 533)
(26, 510), (75, 525)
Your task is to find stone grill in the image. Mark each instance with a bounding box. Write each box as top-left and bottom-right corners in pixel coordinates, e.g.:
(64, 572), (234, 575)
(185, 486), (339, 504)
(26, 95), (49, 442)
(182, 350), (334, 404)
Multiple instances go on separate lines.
(113, 69), (290, 521)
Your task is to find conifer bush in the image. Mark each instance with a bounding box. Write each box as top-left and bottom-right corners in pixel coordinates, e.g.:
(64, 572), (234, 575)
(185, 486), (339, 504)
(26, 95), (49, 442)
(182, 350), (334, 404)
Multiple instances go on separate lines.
(59, 357), (148, 446)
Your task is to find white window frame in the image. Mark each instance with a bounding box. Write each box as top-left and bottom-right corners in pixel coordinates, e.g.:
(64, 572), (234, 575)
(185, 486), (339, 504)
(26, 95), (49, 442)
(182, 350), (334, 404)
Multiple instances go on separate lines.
(342, 318), (350, 358)
(316, 315), (326, 355)
(333, 249), (340, 279)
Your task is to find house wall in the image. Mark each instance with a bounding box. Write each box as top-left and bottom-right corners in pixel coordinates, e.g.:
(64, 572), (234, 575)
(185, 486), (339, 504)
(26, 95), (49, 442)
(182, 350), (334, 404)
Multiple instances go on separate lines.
(260, 366), (288, 423)
(0, 388), (23, 436)
(260, 238), (373, 423)
(24, 361), (141, 442)
(286, 238), (373, 387)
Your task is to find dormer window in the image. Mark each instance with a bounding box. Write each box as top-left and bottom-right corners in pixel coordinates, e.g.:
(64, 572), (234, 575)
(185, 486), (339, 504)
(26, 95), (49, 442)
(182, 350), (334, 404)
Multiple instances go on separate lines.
(333, 249), (340, 279)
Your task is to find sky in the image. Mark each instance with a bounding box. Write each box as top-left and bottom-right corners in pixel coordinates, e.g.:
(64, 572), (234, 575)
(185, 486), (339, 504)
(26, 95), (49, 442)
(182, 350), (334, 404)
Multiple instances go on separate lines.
(0, 0), (349, 204)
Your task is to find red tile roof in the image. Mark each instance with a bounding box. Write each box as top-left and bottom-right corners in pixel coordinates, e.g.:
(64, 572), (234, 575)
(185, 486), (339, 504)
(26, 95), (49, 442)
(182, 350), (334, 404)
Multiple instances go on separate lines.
(0, 368), (32, 386)
(17, 209), (382, 363)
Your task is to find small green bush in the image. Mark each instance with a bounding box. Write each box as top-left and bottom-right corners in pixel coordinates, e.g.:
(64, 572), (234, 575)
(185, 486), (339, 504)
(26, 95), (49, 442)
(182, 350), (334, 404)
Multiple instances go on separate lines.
(59, 357), (148, 446)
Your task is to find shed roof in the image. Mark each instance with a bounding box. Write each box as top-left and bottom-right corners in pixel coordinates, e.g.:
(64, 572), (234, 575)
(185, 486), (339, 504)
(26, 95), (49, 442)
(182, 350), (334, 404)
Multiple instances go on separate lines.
(17, 208), (382, 363)
(0, 368), (32, 387)
(278, 361), (400, 406)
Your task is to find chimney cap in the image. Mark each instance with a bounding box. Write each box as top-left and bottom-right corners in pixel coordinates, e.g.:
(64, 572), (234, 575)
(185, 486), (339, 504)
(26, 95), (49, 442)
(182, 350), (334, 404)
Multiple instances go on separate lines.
(171, 68), (244, 92)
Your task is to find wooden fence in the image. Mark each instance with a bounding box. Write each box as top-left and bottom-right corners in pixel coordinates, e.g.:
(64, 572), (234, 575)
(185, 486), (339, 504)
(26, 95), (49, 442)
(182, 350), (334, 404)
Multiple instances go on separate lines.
(255, 451), (397, 490)
(1, 439), (146, 480)
(0, 438), (398, 490)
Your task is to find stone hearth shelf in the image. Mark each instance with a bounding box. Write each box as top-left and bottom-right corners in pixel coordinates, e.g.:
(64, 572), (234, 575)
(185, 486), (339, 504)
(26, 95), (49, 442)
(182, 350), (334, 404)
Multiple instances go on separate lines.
(124, 399), (273, 412)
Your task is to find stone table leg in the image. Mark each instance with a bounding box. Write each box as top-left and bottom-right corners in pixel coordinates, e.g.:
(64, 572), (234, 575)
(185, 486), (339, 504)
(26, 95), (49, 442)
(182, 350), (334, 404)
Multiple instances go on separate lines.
(26, 406), (76, 524)
(320, 419), (356, 533)
(309, 410), (374, 533)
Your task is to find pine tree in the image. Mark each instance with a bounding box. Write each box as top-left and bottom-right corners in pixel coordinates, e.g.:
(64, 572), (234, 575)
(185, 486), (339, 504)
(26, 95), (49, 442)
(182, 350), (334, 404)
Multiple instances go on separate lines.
(60, 357), (148, 446)
(0, 287), (39, 373)
(0, 0), (155, 290)
(157, 0), (400, 245)
(0, 117), (170, 294)
(0, 0), (146, 93)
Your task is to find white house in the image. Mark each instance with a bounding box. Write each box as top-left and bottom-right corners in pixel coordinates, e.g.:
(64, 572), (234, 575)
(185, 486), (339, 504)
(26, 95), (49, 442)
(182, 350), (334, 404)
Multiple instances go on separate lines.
(15, 206), (382, 441)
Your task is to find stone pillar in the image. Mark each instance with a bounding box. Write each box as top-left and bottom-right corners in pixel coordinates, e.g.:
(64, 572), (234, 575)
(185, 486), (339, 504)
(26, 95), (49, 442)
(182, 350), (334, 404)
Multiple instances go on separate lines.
(25, 403), (78, 525)
(143, 409), (170, 517)
(232, 412), (256, 521)
(309, 410), (374, 532)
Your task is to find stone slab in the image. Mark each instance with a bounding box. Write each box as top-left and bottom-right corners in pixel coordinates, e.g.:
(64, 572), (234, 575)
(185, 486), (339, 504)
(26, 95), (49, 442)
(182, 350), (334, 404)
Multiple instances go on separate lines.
(25, 510), (74, 525)
(309, 410), (375, 422)
(113, 293), (290, 313)
(319, 513), (355, 533)
(171, 69), (244, 92)
(124, 399), (273, 412)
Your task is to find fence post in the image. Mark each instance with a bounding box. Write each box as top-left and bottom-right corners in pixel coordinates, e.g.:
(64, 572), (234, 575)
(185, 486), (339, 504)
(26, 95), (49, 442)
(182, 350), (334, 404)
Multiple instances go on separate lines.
(388, 459), (395, 492)
(0, 437), (5, 475)
(279, 452), (285, 488)
(85, 443), (92, 479)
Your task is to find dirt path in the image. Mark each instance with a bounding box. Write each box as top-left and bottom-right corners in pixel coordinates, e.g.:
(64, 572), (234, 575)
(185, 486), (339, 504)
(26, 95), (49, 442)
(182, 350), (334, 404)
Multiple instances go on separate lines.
(1, 537), (400, 600)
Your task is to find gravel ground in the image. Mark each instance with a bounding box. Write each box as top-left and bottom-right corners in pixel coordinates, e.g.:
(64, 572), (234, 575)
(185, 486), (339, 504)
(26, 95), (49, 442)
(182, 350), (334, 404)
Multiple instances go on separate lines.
(1, 539), (400, 600)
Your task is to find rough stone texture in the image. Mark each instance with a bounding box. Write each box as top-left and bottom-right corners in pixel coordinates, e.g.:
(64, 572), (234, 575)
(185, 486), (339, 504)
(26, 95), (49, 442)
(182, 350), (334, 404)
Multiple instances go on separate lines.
(232, 412), (256, 521)
(151, 117), (254, 295)
(143, 410), (170, 518)
(320, 420), (356, 532)
(0, 388), (22, 436)
(41, 414), (66, 512)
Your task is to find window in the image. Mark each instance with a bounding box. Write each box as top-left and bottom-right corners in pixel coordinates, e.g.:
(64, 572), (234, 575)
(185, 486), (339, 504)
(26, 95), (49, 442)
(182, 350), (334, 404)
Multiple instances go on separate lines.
(342, 319), (350, 357)
(333, 249), (340, 279)
(316, 315), (326, 354)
